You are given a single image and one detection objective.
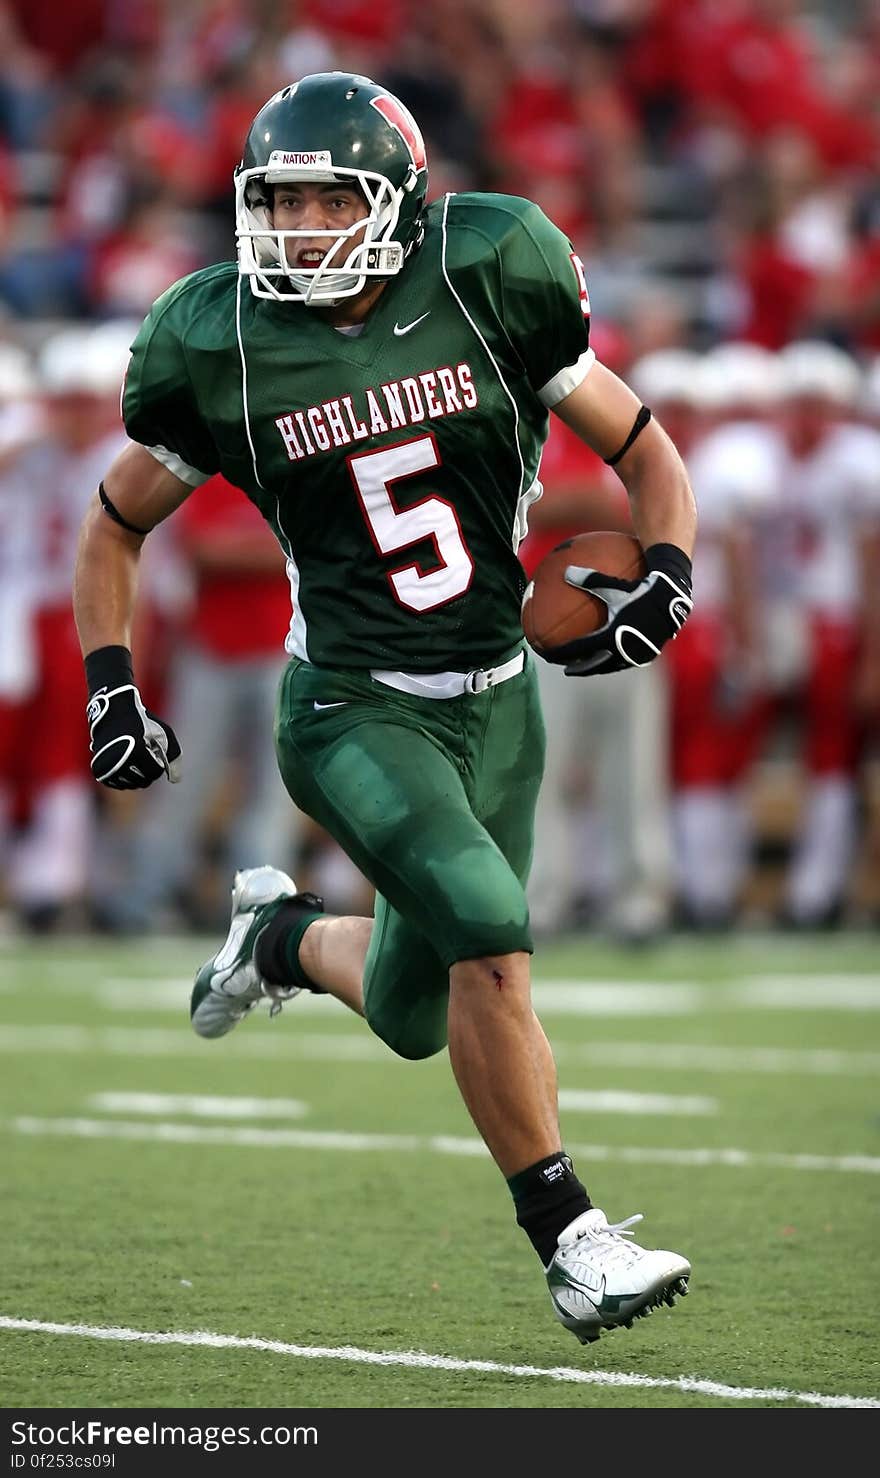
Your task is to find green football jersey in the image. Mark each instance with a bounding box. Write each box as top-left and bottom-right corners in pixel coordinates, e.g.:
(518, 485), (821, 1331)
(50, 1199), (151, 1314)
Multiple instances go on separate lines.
(123, 192), (593, 670)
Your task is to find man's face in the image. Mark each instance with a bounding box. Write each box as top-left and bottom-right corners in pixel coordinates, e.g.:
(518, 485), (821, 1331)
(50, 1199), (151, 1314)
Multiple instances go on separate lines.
(269, 181), (369, 276)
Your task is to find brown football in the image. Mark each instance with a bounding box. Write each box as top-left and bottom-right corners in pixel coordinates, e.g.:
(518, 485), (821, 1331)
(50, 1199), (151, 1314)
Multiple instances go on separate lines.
(522, 530), (647, 655)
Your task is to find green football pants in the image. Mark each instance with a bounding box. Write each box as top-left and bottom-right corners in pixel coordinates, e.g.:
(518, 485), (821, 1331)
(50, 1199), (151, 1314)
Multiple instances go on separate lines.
(274, 652), (545, 1060)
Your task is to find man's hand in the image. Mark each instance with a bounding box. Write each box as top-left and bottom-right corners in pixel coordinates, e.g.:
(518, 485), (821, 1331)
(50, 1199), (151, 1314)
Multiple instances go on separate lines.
(87, 685), (181, 788)
(83, 645), (180, 789)
(544, 543), (693, 676)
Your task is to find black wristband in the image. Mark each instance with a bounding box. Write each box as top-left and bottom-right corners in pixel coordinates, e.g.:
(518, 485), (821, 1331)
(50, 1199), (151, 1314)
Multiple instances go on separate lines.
(84, 645), (134, 697)
(645, 542), (692, 589)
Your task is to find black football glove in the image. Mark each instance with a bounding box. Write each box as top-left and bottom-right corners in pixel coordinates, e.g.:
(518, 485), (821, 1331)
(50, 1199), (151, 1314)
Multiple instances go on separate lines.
(85, 646), (181, 790)
(544, 543), (693, 676)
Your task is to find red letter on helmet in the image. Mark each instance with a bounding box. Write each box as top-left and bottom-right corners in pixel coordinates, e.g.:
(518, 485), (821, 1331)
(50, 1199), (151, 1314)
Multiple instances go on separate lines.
(370, 95), (427, 171)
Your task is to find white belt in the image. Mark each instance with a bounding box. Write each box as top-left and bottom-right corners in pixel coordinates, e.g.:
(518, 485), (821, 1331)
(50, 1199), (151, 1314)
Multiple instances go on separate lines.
(371, 649), (525, 699)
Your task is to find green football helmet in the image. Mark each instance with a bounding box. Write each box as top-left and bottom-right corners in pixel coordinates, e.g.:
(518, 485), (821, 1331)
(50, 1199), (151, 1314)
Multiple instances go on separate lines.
(235, 72), (429, 306)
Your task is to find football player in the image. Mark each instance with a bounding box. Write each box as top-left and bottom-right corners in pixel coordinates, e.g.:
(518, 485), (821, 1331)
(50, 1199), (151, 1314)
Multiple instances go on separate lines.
(72, 72), (696, 1344)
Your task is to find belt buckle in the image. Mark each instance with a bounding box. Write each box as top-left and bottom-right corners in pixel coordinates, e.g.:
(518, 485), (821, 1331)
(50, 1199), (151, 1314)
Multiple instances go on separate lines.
(464, 669), (489, 695)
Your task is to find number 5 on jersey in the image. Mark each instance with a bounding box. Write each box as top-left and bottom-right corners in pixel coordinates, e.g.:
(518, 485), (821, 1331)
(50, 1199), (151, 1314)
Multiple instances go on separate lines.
(348, 435), (475, 612)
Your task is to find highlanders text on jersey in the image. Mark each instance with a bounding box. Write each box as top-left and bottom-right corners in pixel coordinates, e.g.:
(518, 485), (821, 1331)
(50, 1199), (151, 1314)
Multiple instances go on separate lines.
(123, 193), (593, 670)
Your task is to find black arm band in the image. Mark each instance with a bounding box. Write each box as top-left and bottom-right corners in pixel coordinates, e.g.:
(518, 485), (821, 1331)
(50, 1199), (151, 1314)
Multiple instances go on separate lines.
(99, 481), (149, 537)
(645, 542), (692, 590)
(604, 405), (652, 467)
(85, 645), (134, 697)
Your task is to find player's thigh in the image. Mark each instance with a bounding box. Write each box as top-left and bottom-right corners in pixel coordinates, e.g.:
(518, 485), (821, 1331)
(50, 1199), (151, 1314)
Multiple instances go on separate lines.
(275, 664), (533, 966)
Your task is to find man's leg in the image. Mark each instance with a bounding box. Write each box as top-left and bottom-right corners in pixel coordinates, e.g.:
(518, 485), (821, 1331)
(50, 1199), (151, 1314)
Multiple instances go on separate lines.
(196, 658), (690, 1340)
(296, 914), (369, 1016)
(448, 952), (559, 1172)
(301, 924), (560, 1170)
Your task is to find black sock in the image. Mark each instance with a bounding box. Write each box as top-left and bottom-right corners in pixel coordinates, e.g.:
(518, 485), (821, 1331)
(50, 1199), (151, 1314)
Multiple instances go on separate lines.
(507, 1152), (592, 1267)
(254, 897), (326, 992)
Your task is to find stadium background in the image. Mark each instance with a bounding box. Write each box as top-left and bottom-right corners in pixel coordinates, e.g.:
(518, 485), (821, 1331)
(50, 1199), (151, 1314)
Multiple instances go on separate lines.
(1, 0), (879, 937)
(1, 0), (879, 1417)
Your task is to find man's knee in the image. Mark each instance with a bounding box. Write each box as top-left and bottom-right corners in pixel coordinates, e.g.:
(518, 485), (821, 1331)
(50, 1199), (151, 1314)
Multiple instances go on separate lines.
(364, 993), (448, 1061)
(450, 950), (531, 996)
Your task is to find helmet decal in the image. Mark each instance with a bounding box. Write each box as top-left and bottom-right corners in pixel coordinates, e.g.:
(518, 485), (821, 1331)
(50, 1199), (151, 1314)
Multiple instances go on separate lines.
(267, 150), (333, 170)
(369, 94), (427, 171)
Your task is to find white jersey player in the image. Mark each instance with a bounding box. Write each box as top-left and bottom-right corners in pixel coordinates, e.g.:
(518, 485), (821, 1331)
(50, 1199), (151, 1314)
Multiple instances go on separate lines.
(667, 343), (783, 926)
(756, 342), (880, 925)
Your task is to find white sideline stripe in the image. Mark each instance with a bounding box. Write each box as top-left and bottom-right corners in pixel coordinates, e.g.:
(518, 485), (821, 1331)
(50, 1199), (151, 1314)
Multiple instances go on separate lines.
(10, 1117), (880, 1174)
(0, 1316), (874, 1409)
(1, 1026), (879, 1077)
(558, 1090), (717, 1116)
(88, 1093), (309, 1120)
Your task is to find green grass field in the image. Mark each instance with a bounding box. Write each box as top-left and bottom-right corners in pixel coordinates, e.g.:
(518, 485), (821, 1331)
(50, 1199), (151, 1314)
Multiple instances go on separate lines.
(1, 929), (878, 1409)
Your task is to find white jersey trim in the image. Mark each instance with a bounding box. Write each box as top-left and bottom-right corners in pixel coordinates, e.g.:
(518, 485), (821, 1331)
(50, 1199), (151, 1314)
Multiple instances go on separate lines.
(538, 348), (596, 407)
(145, 444), (211, 487)
(440, 193), (528, 551)
(235, 273), (309, 659)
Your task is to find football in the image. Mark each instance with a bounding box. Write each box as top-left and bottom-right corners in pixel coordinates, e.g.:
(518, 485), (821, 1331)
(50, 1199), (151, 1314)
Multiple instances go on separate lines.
(522, 530), (647, 656)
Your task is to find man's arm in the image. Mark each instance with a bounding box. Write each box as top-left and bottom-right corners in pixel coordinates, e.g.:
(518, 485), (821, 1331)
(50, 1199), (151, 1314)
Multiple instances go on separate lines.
(73, 441), (194, 656)
(74, 441), (195, 788)
(551, 360), (696, 556)
(541, 361), (697, 675)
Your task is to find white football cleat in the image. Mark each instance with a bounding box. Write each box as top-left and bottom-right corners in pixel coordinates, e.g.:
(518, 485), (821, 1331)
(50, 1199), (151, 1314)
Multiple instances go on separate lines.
(545, 1208), (690, 1344)
(190, 866), (322, 1039)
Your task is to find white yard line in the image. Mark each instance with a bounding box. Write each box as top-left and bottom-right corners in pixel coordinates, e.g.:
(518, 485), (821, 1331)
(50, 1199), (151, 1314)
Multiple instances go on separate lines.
(553, 1041), (880, 1075)
(86, 974), (880, 1014)
(533, 982), (700, 1015)
(1, 1026), (879, 1076)
(97, 980), (336, 1013)
(0, 1026), (388, 1060)
(9, 1117), (880, 1174)
(90, 1090), (713, 1122)
(88, 1093), (310, 1120)
(91, 979), (704, 1017)
(8, 968), (880, 1013)
(557, 1090), (717, 1116)
(0, 1315), (873, 1408)
(729, 976), (880, 1009)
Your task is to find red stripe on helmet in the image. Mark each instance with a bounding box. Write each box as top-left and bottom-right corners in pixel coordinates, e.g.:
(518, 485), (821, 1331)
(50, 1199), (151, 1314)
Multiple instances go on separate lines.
(370, 94), (427, 171)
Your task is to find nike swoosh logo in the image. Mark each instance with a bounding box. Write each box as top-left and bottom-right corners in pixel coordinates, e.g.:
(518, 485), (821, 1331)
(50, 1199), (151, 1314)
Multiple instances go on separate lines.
(393, 312), (430, 336)
(313, 701), (349, 711)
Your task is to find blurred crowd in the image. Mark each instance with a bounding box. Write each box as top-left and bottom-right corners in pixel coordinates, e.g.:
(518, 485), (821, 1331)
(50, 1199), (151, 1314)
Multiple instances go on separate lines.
(1, 0), (879, 938)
